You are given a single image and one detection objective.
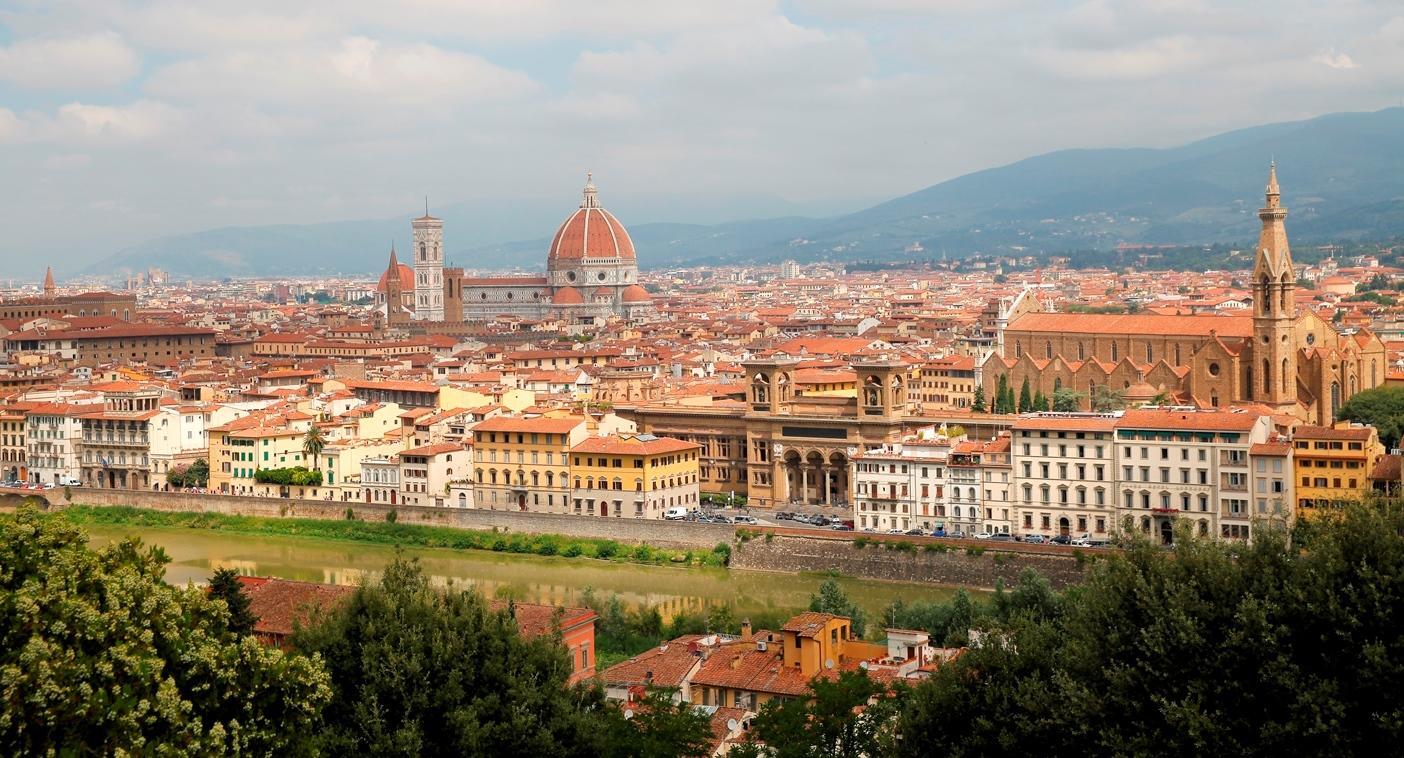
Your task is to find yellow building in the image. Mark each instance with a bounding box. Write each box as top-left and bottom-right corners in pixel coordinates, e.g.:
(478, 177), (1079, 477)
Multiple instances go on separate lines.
(208, 412), (316, 497)
(1293, 423), (1385, 516)
(690, 613), (887, 709)
(472, 415), (588, 511)
(569, 433), (701, 518)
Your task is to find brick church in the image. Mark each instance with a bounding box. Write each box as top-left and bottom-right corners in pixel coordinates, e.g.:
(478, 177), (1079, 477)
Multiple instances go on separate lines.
(982, 164), (1386, 425)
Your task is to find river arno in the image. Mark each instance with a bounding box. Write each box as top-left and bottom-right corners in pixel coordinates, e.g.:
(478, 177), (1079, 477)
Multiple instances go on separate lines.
(83, 524), (971, 621)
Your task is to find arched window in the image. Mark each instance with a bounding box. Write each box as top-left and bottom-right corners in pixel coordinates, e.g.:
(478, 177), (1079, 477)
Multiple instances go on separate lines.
(1077, 342), (1085, 361)
(1259, 275), (1271, 315)
(1174, 344), (1182, 365)
(1331, 382), (1341, 418)
(1263, 360), (1270, 394)
(458, 492), (467, 507)
(419, 242), (427, 260)
(1045, 340), (1053, 359)
(1283, 358), (1290, 394)
(1280, 273), (1291, 312)
(1110, 342), (1119, 362)
(1146, 343), (1153, 364)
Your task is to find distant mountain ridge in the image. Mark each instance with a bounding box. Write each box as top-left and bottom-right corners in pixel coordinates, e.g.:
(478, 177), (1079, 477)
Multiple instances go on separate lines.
(87, 107), (1404, 279)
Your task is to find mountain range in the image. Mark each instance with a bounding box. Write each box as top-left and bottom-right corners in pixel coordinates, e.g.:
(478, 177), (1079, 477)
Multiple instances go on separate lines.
(88, 107), (1404, 279)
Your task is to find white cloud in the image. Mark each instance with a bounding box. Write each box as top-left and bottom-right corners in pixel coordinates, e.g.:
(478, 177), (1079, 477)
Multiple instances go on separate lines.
(6, 100), (184, 145)
(0, 32), (139, 89)
(1313, 49), (1360, 69)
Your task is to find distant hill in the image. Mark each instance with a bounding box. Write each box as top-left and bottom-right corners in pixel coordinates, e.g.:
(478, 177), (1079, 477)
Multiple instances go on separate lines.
(87, 107), (1404, 278)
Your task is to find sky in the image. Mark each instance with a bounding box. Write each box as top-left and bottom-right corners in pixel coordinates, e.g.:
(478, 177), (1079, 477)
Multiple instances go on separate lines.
(1, 0), (1402, 275)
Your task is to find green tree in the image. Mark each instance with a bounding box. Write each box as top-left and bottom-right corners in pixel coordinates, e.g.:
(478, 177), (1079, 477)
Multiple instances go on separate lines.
(596, 690), (712, 758)
(1032, 390), (1049, 412)
(808, 578), (866, 637)
(897, 504), (1404, 756)
(971, 385), (986, 413)
(1091, 385), (1125, 412)
(1017, 376), (1033, 414)
(291, 554), (606, 755)
(732, 670), (898, 758)
(1051, 387), (1084, 412)
(0, 507), (330, 754)
(1336, 385), (1404, 448)
(208, 567), (258, 636)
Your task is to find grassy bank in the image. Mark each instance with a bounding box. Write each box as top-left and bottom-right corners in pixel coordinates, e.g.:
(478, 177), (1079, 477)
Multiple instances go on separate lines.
(56, 505), (731, 569)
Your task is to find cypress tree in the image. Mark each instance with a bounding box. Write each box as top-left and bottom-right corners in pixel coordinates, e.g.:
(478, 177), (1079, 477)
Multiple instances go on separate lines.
(1018, 377), (1033, 413)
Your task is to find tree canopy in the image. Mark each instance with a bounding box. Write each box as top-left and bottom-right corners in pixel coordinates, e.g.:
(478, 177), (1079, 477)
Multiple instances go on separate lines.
(208, 566), (258, 636)
(808, 578), (867, 638)
(0, 506), (330, 754)
(1336, 385), (1404, 448)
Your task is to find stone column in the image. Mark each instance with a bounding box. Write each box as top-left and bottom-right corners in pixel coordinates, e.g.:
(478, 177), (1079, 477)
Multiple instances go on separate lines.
(823, 467), (833, 505)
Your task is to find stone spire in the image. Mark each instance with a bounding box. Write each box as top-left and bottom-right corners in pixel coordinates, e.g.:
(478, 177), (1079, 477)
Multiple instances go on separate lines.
(42, 266), (55, 298)
(1254, 161), (1292, 280)
(581, 171), (599, 209)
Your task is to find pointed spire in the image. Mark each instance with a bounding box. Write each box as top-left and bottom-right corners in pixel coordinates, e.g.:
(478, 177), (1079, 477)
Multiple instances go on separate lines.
(1265, 161), (1280, 206)
(387, 242), (399, 269)
(43, 266), (55, 297)
(581, 171), (598, 209)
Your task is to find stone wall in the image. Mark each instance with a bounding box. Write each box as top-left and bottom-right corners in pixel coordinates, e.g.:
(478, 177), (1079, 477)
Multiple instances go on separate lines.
(9, 489), (735, 550)
(730, 533), (1086, 591)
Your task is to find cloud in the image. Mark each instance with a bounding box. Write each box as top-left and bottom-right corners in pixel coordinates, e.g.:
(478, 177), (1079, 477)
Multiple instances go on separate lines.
(0, 32), (140, 89)
(146, 36), (538, 110)
(5, 100), (183, 145)
(1312, 49), (1360, 69)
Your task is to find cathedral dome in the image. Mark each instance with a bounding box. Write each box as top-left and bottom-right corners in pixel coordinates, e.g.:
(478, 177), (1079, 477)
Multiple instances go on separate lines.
(378, 262), (414, 293)
(548, 173), (636, 264)
(621, 284), (651, 303)
(552, 286), (585, 305)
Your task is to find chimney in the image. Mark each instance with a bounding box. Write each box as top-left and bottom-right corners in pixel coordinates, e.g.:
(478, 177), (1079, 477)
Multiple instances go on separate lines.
(741, 618), (752, 638)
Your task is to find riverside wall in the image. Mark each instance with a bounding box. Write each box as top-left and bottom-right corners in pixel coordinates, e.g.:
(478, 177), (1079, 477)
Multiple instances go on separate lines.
(3, 489), (1088, 588)
(730, 533), (1086, 591)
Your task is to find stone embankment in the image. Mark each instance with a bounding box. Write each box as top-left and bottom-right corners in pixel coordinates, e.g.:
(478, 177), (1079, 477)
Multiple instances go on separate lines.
(2, 489), (1088, 589)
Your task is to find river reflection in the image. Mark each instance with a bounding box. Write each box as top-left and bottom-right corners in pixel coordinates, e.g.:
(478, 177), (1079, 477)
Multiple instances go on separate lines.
(84, 524), (969, 621)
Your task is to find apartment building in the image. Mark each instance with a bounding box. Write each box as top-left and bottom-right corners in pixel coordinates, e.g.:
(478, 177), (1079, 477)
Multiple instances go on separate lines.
(568, 433), (701, 519)
(1113, 408), (1281, 543)
(1010, 414), (1118, 539)
(976, 433), (1015, 535)
(359, 456), (400, 505)
(472, 415), (588, 511)
(1293, 423), (1386, 516)
(1, 404), (30, 481)
(78, 386), (161, 489)
(208, 413), (314, 496)
(398, 442), (470, 508)
(25, 402), (96, 484)
(852, 431), (955, 533)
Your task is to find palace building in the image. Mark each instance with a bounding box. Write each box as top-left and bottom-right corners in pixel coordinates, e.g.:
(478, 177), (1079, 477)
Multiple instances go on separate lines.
(982, 165), (1386, 425)
(377, 174), (653, 327)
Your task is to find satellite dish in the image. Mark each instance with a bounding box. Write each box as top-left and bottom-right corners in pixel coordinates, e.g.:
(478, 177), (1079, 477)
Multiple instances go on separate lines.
(727, 719), (740, 732)
(623, 709), (634, 720)
(859, 661), (870, 670)
(825, 659), (834, 669)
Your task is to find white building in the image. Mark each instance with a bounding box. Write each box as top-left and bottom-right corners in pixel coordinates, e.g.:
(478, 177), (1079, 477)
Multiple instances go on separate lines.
(26, 402), (93, 485)
(1011, 413), (1118, 540)
(852, 427), (959, 533)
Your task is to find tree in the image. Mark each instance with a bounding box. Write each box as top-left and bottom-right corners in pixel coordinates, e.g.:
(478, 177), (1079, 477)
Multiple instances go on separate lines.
(596, 690), (712, 758)
(972, 385), (987, 413)
(1336, 385), (1404, 448)
(167, 457), (210, 488)
(1091, 385), (1125, 412)
(732, 670), (898, 758)
(208, 567), (258, 636)
(0, 507), (330, 754)
(994, 375), (1010, 414)
(808, 578), (866, 637)
(1017, 376), (1033, 414)
(303, 426), (328, 461)
(1032, 390), (1049, 413)
(1051, 388), (1084, 412)
(897, 504), (1404, 756)
(291, 554), (607, 755)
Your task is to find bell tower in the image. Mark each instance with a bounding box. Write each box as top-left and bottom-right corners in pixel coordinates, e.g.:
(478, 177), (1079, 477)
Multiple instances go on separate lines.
(411, 201), (444, 321)
(383, 245), (409, 327)
(742, 357), (797, 415)
(1251, 162), (1296, 406)
(853, 357), (909, 418)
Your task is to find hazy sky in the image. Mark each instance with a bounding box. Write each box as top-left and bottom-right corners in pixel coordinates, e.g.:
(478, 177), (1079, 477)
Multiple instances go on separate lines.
(2, 0), (1402, 273)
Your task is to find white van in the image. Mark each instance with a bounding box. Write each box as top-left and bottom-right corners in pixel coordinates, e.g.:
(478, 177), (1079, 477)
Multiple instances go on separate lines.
(664, 507), (689, 520)
(58, 476), (82, 487)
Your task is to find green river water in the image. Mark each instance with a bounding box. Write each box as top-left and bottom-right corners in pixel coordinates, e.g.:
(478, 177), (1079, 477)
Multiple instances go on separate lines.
(83, 524), (967, 621)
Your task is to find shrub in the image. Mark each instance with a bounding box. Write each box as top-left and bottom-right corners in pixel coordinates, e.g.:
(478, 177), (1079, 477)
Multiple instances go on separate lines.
(595, 541), (619, 559)
(344, 508), (356, 521)
(632, 544), (652, 562)
(536, 541), (558, 557)
(712, 542), (732, 565)
(490, 538), (508, 552)
(965, 546), (986, 556)
(923, 543), (949, 553)
(562, 543), (583, 558)
(386, 509), (397, 524)
(853, 537), (872, 549)
(253, 466), (322, 487)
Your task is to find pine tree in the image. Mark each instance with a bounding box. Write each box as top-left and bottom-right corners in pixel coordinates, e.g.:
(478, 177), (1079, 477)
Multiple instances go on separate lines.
(1033, 390), (1049, 412)
(208, 567), (258, 636)
(1018, 377), (1033, 414)
(972, 385), (987, 413)
(996, 375), (1012, 414)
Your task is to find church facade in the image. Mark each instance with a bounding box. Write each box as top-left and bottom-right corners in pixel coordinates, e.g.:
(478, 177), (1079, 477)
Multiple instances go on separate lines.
(377, 174), (653, 327)
(981, 165), (1386, 425)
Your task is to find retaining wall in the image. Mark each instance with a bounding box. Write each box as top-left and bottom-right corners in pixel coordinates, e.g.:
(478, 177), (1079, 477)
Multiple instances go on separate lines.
(730, 533), (1086, 590)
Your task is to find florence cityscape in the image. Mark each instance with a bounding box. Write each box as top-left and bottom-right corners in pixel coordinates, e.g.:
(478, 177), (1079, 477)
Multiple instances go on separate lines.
(3, 2), (1404, 756)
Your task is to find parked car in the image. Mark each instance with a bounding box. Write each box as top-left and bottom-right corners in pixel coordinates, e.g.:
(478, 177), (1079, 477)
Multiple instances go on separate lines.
(989, 533), (1015, 542)
(1023, 534), (1046, 545)
(904, 528), (926, 536)
(1050, 534), (1072, 545)
(733, 515), (758, 525)
(1071, 536), (1093, 547)
(775, 511), (794, 521)
(973, 531), (993, 540)
(664, 507), (689, 520)
(930, 528), (947, 538)
(830, 523), (854, 531)
(949, 530), (967, 539)
(58, 475), (82, 487)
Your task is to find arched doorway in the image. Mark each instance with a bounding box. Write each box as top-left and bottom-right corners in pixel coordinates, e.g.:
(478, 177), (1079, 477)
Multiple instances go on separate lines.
(1159, 519), (1173, 546)
(1057, 517), (1070, 537)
